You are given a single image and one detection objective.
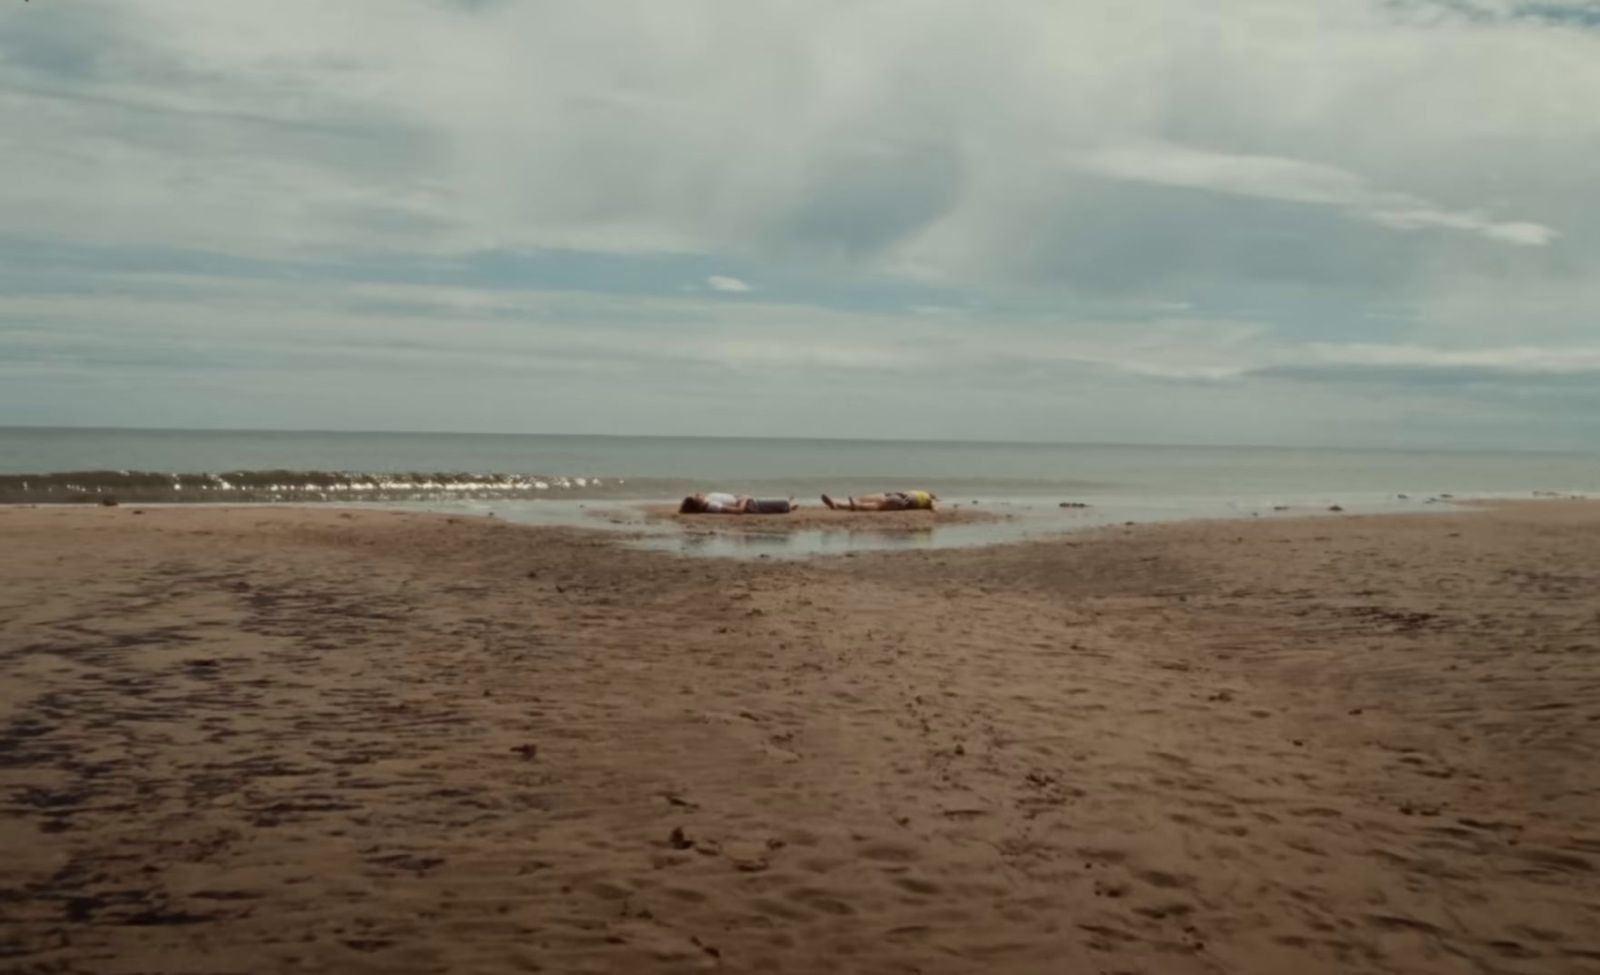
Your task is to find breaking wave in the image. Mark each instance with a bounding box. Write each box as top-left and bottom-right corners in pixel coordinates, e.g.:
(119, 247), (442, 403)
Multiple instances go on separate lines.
(0, 470), (650, 505)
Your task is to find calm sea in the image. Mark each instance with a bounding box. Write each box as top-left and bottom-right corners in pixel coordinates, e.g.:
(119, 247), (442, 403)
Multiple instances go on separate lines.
(2, 426), (1597, 507)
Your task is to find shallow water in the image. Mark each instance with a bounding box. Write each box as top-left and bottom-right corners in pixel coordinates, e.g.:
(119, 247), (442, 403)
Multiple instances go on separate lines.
(7, 426), (1589, 558)
(388, 492), (1451, 559)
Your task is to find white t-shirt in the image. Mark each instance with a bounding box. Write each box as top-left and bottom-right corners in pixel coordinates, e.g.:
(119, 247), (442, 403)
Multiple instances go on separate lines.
(704, 492), (740, 512)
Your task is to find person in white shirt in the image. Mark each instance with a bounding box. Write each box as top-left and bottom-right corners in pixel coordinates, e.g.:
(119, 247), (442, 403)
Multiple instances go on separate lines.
(678, 493), (795, 514)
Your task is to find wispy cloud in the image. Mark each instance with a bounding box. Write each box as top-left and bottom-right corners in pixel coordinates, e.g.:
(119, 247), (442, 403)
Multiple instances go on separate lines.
(1075, 141), (1556, 246)
(706, 275), (753, 293)
(1296, 342), (1600, 374)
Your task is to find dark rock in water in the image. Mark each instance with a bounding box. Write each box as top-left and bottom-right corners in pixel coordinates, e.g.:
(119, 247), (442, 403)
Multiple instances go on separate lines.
(1059, 501), (1091, 508)
(1272, 505), (1291, 511)
(1397, 493), (1410, 499)
(98, 496), (119, 507)
(1327, 505), (1344, 512)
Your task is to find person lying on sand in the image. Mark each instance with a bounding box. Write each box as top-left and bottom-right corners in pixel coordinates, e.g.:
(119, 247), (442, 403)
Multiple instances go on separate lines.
(821, 490), (937, 511)
(679, 492), (795, 514)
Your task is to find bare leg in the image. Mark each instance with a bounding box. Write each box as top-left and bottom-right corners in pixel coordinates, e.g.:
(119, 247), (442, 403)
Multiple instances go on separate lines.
(836, 493), (904, 511)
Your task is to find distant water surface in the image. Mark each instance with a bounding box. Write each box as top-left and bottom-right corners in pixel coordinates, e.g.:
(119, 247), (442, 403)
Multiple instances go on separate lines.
(2, 426), (1597, 507)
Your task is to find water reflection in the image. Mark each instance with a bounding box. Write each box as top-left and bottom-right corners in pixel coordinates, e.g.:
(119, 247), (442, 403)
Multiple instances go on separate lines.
(389, 494), (1449, 560)
(634, 520), (1033, 559)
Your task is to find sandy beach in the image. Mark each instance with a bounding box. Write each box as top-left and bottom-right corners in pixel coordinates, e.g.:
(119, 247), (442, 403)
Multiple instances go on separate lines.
(3, 501), (1599, 974)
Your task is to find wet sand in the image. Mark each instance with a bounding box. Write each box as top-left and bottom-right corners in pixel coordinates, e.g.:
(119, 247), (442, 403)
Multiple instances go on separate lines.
(2, 502), (1599, 974)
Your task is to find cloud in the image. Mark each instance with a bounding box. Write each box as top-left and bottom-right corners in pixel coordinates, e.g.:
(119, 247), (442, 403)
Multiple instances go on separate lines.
(2, 0), (1599, 447)
(1075, 141), (1555, 246)
(1365, 208), (1556, 246)
(1390, 1), (1600, 30)
(1294, 342), (1600, 374)
(3, 266), (1599, 447)
(1, 0), (1592, 274)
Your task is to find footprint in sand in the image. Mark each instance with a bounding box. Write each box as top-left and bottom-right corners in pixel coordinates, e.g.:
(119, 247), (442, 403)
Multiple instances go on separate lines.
(856, 841), (919, 864)
(786, 886), (856, 916)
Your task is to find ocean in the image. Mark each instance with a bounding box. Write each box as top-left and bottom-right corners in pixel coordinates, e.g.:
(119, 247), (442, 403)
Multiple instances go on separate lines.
(5, 426), (1597, 557)
(3, 426), (1598, 507)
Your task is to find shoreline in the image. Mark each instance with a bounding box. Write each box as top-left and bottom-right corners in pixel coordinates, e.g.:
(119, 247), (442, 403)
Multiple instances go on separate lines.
(3, 490), (1557, 561)
(3, 501), (1600, 973)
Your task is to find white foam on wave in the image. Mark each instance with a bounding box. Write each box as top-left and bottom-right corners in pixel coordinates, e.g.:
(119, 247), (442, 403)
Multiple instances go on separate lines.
(0, 468), (637, 503)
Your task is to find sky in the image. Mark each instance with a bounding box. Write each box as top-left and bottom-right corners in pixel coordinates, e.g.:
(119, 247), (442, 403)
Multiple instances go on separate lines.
(2, 0), (1598, 448)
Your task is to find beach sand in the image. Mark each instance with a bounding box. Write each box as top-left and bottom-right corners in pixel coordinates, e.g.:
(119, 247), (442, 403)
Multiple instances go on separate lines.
(2, 502), (1598, 974)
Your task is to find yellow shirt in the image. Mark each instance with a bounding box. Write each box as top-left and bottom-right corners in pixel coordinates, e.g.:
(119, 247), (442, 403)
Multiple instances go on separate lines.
(906, 490), (933, 509)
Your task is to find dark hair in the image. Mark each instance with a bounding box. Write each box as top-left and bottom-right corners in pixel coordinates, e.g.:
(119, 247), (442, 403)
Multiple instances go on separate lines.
(679, 496), (702, 514)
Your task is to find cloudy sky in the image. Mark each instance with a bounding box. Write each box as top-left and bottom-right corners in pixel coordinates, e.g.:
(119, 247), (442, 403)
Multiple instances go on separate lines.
(3, 0), (1598, 447)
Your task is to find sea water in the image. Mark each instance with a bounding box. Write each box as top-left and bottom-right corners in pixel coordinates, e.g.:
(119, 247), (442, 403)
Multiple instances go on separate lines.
(3, 426), (1596, 557)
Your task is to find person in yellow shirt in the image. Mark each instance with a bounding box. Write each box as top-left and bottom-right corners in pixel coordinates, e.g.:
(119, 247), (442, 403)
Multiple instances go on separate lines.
(820, 490), (936, 511)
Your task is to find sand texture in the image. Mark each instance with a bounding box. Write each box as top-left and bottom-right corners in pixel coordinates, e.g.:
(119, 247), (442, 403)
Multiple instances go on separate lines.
(2, 502), (1599, 974)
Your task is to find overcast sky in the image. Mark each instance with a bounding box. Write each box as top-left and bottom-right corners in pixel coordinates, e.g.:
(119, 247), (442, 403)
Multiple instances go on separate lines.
(3, 0), (1598, 447)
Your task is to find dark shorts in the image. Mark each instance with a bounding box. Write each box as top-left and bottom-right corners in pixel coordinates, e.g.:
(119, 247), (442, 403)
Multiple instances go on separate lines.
(746, 498), (793, 514)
